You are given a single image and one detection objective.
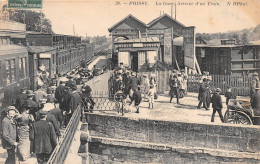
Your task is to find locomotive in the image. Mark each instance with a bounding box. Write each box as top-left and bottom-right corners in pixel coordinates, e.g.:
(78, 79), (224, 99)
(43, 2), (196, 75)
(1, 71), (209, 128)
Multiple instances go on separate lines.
(0, 33), (94, 112)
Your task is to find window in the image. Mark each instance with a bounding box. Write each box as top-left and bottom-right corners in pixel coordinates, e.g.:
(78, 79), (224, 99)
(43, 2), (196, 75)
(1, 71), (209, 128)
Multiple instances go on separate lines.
(6, 59), (16, 85)
(19, 57), (27, 79)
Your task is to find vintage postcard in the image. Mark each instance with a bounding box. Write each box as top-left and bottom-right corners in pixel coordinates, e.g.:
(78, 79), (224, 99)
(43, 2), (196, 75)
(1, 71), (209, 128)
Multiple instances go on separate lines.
(0, 0), (259, 163)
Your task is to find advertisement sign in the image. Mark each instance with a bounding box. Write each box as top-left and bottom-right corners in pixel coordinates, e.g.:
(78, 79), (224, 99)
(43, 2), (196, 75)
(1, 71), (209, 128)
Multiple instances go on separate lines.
(8, 0), (42, 9)
(183, 26), (195, 69)
(164, 28), (173, 65)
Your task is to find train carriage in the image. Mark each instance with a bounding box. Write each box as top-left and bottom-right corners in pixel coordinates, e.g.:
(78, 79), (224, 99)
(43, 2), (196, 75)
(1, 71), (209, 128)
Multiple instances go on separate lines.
(27, 46), (56, 90)
(0, 44), (30, 111)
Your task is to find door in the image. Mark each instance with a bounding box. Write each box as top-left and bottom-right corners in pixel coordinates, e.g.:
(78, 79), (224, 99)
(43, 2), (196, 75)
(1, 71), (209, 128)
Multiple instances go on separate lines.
(131, 51), (138, 71)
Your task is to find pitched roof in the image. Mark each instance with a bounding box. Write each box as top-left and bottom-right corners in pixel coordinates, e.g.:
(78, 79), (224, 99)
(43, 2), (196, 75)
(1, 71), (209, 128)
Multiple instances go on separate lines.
(108, 14), (147, 32)
(147, 14), (186, 28)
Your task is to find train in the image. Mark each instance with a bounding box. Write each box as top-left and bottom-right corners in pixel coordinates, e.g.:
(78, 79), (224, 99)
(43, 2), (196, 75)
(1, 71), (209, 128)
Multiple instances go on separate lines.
(0, 33), (94, 112)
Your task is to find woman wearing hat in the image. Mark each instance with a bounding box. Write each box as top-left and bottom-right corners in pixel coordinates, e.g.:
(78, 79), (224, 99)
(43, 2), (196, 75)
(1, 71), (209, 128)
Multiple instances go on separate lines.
(16, 105), (34, 161)
(210, 88), (224, 123)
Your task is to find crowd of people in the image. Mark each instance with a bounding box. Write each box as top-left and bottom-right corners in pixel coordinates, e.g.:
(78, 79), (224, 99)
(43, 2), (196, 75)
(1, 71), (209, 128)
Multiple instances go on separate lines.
(1, 65), (95, 164)
(2, 61), (260, 164)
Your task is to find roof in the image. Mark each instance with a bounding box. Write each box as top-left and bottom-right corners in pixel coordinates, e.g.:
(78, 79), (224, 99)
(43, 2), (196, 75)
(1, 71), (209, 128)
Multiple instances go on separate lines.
(114, 37), (160, 43)
(27, 46), (55, 53)
(0, 44), (27, 56)
(108, 14), (147, 32)
(147, 14), (186, 28)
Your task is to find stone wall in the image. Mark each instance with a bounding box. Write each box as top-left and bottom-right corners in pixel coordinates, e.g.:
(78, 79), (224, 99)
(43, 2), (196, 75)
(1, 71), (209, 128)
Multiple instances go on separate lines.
(83, 113), (260, 162)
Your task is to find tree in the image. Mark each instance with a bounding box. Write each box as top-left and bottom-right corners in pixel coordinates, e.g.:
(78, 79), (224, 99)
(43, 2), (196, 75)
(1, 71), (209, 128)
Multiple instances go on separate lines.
(2, 5), (53, 33)
(231, 34), (240, 44)
(241, 32), (248, 44)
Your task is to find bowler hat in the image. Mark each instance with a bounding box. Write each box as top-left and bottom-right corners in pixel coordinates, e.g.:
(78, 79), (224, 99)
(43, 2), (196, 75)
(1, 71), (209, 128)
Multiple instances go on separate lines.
(27, 90), (34, 96)
(21, 87), (27, 91)
(5, 106), (19, 113)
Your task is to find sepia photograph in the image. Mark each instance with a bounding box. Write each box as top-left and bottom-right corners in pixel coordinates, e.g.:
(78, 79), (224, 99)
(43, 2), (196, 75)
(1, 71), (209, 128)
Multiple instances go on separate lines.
(0, 0), (259, 163)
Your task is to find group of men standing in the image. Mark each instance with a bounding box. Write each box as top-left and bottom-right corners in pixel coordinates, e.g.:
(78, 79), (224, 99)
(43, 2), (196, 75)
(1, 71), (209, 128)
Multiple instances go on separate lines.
(1, 71), (88, 163)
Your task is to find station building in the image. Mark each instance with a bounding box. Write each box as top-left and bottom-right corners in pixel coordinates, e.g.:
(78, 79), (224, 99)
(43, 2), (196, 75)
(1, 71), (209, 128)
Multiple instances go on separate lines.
(108, 14), (186, 71)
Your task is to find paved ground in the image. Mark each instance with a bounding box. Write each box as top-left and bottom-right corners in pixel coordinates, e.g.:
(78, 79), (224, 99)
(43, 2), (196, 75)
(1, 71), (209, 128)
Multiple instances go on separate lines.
(95, 92), (249, 125)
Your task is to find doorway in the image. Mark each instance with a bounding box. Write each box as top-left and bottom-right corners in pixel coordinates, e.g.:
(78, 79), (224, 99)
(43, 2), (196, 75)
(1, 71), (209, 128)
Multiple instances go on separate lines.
(131, 51), (138, 71)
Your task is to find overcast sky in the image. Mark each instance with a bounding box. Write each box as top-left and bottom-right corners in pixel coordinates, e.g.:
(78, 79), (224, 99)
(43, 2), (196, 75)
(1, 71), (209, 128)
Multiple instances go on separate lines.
(41, 0), (260, 37)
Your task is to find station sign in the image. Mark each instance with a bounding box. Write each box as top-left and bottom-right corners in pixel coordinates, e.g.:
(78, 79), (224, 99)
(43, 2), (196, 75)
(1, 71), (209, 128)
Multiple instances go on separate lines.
(164, 27), (173, 65)
(39, 53), (51, 58)
(8, 0), (42, 9)
(133, 43), (143, 48)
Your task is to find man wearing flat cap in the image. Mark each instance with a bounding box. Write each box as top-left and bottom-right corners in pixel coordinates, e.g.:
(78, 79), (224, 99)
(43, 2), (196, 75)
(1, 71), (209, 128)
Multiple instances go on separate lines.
(15, 87), (27, 113)
(1, 106), (19, 164)
(30, 109), (57, 164)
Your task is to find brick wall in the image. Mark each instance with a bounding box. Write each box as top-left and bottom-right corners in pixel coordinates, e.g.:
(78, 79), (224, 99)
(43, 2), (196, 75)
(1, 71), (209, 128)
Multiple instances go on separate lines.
(84, 113), (260, 156)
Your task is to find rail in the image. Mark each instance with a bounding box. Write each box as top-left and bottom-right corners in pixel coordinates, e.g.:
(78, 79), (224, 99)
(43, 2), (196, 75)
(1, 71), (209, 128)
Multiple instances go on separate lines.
(47, 105), (81, 164)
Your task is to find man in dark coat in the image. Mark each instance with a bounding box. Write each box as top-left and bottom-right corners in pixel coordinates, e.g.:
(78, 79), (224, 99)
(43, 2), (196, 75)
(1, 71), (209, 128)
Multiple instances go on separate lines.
(250, 88), (260, 116)
(197, 78), (209, 110)
(49, 107), (63, 128)
(60, 86), (73, 126)
(81, 85), (95, 112)
(25, 90), (39, 119)
(15, 87), (27, 113)
(210, 88), (224, 123)
(169, 73), (180, 104)
(55, 81), (66, 104)
(225, 87), (236, 105)
(30, 110), (57, 164)
(70, 84), (81, 113)
(132, 87), (142, 113)
(2, 106), (19, 164)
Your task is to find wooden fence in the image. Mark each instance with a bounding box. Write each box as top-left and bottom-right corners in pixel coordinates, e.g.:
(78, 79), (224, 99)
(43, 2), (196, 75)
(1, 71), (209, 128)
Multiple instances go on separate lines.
(138, 71), (252, 96)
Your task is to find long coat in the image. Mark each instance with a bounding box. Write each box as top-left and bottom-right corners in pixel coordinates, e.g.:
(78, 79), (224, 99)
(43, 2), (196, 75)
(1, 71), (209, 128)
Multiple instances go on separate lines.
(198, 83), (208, 101)
(2, 117), (17, 149)
(29, 120), (57, 154)
(210, 93), (223, 110)
(55, 85), (66, 103)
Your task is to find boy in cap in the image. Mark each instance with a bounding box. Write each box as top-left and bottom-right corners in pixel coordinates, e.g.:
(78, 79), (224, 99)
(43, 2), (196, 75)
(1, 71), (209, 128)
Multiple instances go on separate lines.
(210, 88), (224, 123)
(2, 106), (19, 164)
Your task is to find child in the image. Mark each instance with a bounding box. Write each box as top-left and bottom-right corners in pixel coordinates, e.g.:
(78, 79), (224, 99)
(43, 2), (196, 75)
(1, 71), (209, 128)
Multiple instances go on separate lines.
(225, 87), (236, 105)
(148, 85), (155, 108)
(133, 87), (142, 113)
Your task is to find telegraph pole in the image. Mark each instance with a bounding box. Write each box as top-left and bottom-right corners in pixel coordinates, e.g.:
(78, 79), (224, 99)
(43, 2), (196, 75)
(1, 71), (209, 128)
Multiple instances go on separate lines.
(73, 24), (75, 36)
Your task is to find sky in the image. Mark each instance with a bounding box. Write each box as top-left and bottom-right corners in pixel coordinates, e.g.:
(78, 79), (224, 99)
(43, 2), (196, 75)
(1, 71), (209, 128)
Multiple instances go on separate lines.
(35, 0), (260, 37)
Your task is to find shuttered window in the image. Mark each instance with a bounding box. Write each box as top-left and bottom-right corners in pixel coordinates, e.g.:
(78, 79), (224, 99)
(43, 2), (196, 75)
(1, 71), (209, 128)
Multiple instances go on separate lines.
(138, 51), (146, 66)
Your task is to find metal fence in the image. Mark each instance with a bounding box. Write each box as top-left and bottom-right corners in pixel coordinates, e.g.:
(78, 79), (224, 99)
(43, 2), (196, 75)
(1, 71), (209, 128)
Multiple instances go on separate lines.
(47, 105), (81, 164)
(110, 71), (252, 96)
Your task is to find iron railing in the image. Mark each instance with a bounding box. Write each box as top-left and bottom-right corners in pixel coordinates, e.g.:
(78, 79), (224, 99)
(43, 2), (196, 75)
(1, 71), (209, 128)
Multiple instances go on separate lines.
(47, 105), (81, 164)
